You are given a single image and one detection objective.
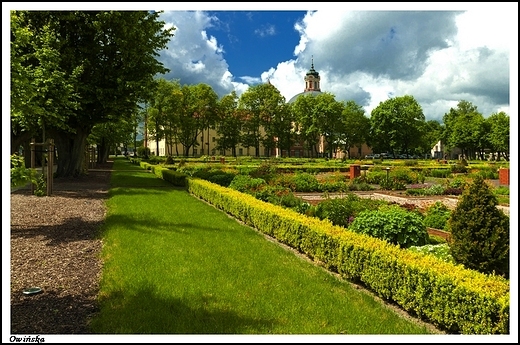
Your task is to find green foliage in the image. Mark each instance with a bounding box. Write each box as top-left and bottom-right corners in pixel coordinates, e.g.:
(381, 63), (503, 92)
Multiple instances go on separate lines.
(423, 202), (451, 231)
(138, 146), (151, 158)
(493, 186), (509, 196)
(427, 234), (447, 245)
(10, 154), (47, 196)
(32, 174), (47, 197)
(450, 163), (468, 174)
(312, 194), (385, 227)
(389, 167), (416, 184)
(349, 204), (429, 248)
(11, 154), (35, 188)
(369, 95), (426, 156)
(430, 169), (451, 178)
(11, 11), (175, 177)
(248, 161), (277, 182)
(446, 177), (468, 189)
(448, 175), (509, 278)
(292, 172), (320, 192)
(164, 155), (175, 165)
(228, 174), (266, 193)
(206, 173), (236, 187)
(379, 178), (407, 191)
(347, 178), (374, 191)
(470, 167), (498, 180)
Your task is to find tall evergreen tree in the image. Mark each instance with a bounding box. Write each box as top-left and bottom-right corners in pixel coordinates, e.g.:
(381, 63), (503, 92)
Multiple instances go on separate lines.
(448, 175), (509, 278)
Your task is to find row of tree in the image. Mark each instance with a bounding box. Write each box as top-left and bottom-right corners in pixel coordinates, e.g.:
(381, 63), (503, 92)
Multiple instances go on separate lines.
(144, 79), (510, 161)
(10, 11), (510, 179)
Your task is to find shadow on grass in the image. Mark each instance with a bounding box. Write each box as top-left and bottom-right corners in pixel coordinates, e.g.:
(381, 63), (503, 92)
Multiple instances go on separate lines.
(91, 285), (277, 334)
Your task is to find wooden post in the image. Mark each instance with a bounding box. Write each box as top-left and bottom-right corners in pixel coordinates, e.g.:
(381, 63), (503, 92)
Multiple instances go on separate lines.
(47, 139), (54, 195)
(30, 138), (36, 195)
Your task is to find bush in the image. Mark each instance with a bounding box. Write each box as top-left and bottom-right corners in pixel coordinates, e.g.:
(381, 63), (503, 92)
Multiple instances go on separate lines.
(312, 194), (384, 228)
(423, 201), (451, 231)
(11, 154), (46, 196)
(164, 155), (175, 165)
(137, 146), (151, 158)
(349, 204), (429, 248)
(447, 175), (509, 278)
(11, 154), (36, 188)
(430, 169), (451, 178)
(292, 172), (320, 192)
(228, 174), (266, 193)
(207, 173), (236, 187)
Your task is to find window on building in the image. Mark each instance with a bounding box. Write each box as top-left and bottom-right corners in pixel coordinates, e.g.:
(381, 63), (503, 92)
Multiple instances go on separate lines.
(212, 137), (216, 142)
(239, 148), (243, 156)
(193, 149), (197, 156)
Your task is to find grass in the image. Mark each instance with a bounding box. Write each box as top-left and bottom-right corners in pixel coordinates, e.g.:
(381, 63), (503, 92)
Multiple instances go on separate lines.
(90, 157), (438, 335)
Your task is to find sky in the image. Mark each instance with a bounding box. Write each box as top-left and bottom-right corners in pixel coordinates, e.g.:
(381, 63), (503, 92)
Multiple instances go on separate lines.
(152, 3), (517, 124)
(3, 3), (517, 125)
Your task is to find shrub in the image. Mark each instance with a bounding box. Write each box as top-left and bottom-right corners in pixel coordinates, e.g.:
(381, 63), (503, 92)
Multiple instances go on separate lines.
(292, 172), (320, 192)
(494, 186), (510, 196)
(11, 154), (36, 188)
(423, 201), (451, 231)
(164, 155), (175, 165)
(347, 178), (374, 191)
(446, 177), (468, 189)
(249, 161), (277, 182)
(450, 163), (468, 174)
(207, 173), (236, 187)
(389, 167), (416, 184)
(313, 194), (384, 228)
(379, 178), (406, 191)
(10, 154), (46, 196)
(430, 169), (451, 178)
(228, 174), (266, 193)
(424, 184), (445, 196)
(447, 175), (509, 278)
(137, 146), (151, 158)
(349, 204), (429, 248)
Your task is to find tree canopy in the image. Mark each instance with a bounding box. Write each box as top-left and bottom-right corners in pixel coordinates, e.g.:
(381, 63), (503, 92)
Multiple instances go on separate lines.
(11, 10), (175, 176)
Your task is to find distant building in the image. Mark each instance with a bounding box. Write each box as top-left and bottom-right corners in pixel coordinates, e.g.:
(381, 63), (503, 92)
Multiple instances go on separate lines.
(147, 59), (372, 158)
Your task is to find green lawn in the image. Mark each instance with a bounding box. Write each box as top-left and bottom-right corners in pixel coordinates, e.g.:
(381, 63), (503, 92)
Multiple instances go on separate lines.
(90, 157), (439, 335)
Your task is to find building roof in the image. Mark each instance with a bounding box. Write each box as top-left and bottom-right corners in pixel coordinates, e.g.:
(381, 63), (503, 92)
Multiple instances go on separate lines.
(287, 90), (323, 104)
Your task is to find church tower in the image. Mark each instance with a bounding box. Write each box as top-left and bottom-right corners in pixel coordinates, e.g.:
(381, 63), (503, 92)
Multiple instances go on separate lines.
(304, 56), (321, 92)
(288, 57), (323, 104)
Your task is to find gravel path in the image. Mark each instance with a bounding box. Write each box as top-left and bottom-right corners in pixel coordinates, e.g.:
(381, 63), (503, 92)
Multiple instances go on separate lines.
(9, 162), (113, 335)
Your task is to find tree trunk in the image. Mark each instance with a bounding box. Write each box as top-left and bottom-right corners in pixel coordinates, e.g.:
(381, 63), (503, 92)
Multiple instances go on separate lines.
(51, 128), (89, 178)
(11, 131), (34, 155)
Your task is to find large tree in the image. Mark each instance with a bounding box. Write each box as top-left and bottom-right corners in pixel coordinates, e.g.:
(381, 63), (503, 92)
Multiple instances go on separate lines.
(10, 11), (82, 164)
(337, 100), (370, 159)
(442, 100), (485, 160)
(291, 94), (321, 157)
(369, 95), (426, 156)
(11, 11), (174, 177)
(215, 91), (243, 157)
(175, 83), (219, 156)
(486, 111), (510, 161)
(238, 83), (286, 157)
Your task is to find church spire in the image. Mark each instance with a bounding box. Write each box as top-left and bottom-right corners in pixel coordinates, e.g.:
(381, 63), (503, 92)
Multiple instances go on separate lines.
(304, 56), (321, 92)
